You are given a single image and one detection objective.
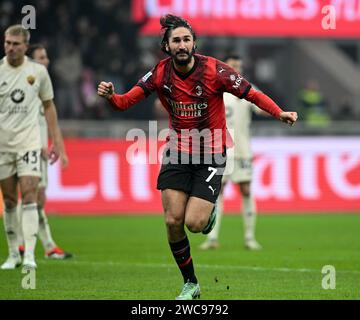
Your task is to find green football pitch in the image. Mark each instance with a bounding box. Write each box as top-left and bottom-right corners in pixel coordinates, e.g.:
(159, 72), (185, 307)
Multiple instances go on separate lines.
(0, 214), (359, 300)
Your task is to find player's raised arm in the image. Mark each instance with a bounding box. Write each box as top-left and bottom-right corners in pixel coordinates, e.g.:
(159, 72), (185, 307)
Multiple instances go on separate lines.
(245, 87), (298, 126)
(98, 82), (148, 111)
(216, 60), (298, 126)
(98, 65), (158, 111)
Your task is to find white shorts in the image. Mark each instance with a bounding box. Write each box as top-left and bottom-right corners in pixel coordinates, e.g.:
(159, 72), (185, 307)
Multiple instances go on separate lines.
(39, 157), (48, 188)
(0, 150), (42, 180)
(222, 157), (253, 184)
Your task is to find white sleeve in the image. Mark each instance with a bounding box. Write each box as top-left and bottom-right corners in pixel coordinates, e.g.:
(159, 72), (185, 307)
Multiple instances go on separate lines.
(39, 66), (54, 102)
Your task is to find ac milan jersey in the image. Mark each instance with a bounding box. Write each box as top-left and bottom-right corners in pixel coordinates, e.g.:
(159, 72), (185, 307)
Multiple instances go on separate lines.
(137, 54), (251, 154)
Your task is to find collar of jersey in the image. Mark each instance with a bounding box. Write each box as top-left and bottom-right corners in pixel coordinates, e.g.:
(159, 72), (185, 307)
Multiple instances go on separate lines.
(172, 55), (199, 80)
(4, 55), (28, 69)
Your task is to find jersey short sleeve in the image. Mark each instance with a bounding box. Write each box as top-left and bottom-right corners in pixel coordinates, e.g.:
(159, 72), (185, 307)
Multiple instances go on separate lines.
(215, 60), (251, 99)
(38, 66), (54, 102)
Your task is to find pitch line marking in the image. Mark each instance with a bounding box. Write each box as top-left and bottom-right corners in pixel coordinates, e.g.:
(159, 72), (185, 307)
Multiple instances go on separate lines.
(37, 260), (360, 275)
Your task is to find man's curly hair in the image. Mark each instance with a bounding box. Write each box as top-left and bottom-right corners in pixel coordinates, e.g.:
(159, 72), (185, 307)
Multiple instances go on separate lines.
(160, 14), (197, 55)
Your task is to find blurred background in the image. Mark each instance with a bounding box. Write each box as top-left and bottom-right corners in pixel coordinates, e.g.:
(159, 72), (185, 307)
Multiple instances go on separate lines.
(1, 0), (359, 214)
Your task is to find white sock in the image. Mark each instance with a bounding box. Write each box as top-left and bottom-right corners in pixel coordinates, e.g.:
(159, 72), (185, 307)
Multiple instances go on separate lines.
(207, 194), (224, 242)
(242, 194), (257, 241)
(3, 207), (20, 256)
(38, 207), (56, 251)
(16, 204), (24, 247)
(22, 203), (39, 257)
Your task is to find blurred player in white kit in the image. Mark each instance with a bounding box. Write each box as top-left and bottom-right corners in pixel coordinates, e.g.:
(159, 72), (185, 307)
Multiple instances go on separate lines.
(15, 43), (73, 261)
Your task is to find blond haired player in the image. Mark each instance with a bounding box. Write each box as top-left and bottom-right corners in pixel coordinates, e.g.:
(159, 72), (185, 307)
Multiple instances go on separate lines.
(200, 54), (268, 251)
(0, 25), (62, 269)
(15, 44), (73, 260)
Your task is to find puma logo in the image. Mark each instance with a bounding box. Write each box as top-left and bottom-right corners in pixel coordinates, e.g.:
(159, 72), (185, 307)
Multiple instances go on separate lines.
(208, 185), (216, 195)
(163, 84), (172, 93)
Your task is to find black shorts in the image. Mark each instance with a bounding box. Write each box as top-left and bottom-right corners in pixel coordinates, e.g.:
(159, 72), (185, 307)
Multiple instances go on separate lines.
(157, 152), (227, 203)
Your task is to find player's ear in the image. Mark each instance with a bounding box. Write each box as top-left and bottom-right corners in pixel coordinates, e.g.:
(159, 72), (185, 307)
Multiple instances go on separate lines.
(193, 42), (197, 50)
(165, 44), (170, 53)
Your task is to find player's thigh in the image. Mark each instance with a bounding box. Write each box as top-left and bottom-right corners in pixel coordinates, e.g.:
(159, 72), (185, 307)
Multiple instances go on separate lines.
(0, 174), (19, 208)
(16, 150), (41, 202)
(18, 176), (40, 204)
(157, 162), (192, 195)
(185, 196), (214, 230)
(157, 161), (193, 224)
(239, 181), (251, 196)
(161, 189), (188, 225)
(0, 153), (18, 208)
(190, 161), (226, 204)
(185, 161), (225, 228)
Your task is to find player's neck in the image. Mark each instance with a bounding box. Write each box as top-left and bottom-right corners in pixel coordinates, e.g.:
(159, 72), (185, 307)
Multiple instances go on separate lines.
(172, 56), (195, 74)
(6, 55), (25, 67)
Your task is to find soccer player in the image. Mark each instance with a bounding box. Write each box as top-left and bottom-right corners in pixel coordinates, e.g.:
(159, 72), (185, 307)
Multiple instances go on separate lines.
(0, 25), (62, 269)
(200, 54), (267, 251)
(15, 44), (73, 260)
(97, 14), (297, 300)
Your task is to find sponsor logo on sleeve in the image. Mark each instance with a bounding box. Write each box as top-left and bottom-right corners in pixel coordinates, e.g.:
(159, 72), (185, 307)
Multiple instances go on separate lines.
(142, 71), (152, 82)
(232, 75), (243, 89)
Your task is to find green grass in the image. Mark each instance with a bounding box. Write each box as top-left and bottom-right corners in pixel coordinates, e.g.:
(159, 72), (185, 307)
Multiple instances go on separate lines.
(0, 214), (359, 300)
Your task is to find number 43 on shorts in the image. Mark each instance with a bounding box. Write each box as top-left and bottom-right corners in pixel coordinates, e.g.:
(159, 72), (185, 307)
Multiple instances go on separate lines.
(20, 150), (41, 173)
(22, 151), (39, 165)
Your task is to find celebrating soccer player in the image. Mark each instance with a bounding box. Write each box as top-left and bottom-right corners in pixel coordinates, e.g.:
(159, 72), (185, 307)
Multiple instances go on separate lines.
(98, 14), (298, 300)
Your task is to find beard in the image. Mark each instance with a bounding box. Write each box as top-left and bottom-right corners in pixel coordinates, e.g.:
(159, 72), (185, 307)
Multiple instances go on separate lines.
(171, 47), (195, 66)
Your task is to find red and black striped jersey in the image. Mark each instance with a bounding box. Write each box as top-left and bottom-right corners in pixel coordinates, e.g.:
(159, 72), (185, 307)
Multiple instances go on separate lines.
(136, 54), (251, 154)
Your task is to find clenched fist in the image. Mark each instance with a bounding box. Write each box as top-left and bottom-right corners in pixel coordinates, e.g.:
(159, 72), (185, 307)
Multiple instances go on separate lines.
(98, 81), (114, 99)
(279, 111), (298, 127)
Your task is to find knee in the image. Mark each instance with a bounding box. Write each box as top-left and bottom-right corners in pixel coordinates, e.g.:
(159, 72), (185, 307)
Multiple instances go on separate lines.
(2, 193), (18, 210)
(3, 198), (18, 210)
(21, 187), (38, 204)
(185, 215), (208, 233)
(165, 212), (184, 230)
